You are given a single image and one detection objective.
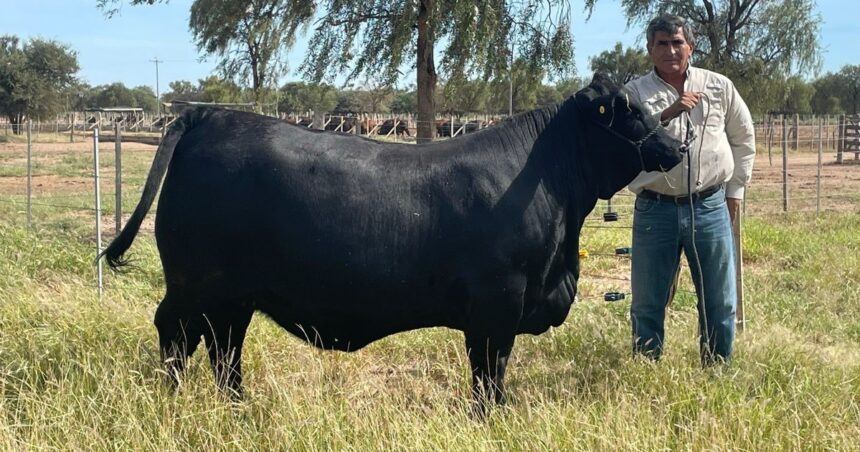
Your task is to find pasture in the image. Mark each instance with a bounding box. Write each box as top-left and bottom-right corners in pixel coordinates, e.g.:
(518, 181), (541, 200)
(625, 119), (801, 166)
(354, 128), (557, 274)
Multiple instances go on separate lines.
(1, 130), (859, 450)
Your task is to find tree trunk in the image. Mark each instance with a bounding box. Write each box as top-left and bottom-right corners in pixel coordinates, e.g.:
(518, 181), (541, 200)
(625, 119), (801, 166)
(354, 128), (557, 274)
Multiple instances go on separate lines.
(416, 0), (437, 143)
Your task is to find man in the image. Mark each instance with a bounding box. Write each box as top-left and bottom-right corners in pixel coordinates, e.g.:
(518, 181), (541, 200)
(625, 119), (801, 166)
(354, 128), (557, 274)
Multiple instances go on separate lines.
(624, 14), (755, 364)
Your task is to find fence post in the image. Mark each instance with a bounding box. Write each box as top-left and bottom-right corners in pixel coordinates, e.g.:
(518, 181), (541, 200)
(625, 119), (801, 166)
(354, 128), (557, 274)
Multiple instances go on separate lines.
(767, 115), (773, 166)
(70, 113), (75, 143)
(27, 120), (32, 229)
(93, 127), (104, 296)
(782, 116), (788, 212)
(114, 122), (122, 233)
(837, 114), (844, 164)
(817, 117), (822, 215)
(733, 205), (744, 333)
(793, 114), (799, 151)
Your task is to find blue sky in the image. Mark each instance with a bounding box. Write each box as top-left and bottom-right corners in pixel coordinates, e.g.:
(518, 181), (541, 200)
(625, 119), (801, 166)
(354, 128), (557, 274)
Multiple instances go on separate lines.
(1, 0), (856, 92)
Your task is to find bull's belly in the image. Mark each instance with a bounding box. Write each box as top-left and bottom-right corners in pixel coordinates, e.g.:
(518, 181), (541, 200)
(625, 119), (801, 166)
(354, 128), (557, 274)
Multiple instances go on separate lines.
(254, 286), (462, 352)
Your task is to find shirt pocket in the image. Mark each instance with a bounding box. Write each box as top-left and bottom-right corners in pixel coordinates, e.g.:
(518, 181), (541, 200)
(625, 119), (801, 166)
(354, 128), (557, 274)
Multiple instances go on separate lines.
(642, 93), (671, 115)
(702, 84), (725, 131)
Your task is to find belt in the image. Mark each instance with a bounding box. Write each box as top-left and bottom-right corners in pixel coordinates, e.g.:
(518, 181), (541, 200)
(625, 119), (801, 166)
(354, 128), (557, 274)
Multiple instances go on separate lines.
(638, 184), (724, 204)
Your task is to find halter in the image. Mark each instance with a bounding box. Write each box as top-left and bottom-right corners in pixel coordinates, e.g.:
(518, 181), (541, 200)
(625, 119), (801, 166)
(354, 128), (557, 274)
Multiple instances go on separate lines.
(589, 118), (664, 172)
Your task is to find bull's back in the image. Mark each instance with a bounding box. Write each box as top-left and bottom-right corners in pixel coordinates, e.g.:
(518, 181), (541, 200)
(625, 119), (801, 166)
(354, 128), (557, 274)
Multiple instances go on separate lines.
(154, 113), (471, 329)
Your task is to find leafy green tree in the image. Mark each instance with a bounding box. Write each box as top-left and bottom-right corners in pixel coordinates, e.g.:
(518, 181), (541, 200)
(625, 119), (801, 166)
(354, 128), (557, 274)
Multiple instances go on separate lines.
(333, 90), (362, 114)
(589, 42), (650, 85)
(131, 85), (157, 112)
(0, 35), (79, 132)
(775, 76), (814, 114)
(198, 76), (243, 104)
(356, 81), (393, 115)
(439, 79), (488, 115)
(277, 82), (337, 114)
(535, 84), (563, 108)
(835, 65), (860, 115)
(811, 73), (844, 115)
(609, 0), (821, 74)
(189, 0), (314, 112)
(604, 0), (823, 114)
(486, 58), (547, 114)
(93, 82), (137, 108)
(303, 1), (574, 142)
(555, 76), (590, 99)
(99, 0), (314, 113)
(162, 80), (200, 103)
(390, 90), (417, 115)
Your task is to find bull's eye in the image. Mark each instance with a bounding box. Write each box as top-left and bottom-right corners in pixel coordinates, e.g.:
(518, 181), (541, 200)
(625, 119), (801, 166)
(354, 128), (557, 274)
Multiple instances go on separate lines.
(599, 105), (606, 114)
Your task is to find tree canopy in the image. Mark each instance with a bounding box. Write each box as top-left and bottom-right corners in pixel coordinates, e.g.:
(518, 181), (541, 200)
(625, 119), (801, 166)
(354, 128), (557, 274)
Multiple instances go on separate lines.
(189, 0), (314, 112)
(302, 0), (575, 142)
(601, 0), (823, 114)
(589, 42), (651, 85)
(0, 35), (79, 131)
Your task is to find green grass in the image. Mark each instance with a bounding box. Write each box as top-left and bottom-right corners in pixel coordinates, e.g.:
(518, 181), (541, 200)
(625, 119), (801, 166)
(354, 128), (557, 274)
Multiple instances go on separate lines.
(1, 146), (859, 449)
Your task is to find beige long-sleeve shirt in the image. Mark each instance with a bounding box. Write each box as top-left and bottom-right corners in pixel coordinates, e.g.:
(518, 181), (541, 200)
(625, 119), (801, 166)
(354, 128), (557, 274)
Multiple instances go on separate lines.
(625, 66), (756, 199)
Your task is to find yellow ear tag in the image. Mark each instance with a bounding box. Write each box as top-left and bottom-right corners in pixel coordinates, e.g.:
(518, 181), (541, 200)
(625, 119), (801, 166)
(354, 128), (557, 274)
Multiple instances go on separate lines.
(599, 105), (606, 114)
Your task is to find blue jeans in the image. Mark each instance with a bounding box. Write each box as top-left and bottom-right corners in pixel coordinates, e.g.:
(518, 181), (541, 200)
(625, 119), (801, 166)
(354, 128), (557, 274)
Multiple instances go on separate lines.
(630, 187), (736, 364)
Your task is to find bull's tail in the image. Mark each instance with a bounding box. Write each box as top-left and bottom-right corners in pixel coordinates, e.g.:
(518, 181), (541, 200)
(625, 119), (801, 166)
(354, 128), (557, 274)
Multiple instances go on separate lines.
(99, 109), (202, 270)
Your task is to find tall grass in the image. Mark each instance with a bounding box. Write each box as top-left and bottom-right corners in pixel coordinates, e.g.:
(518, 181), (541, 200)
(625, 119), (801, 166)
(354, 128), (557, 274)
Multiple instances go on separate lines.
(1, 139), (859, 449)
(1, 211), (859, 450)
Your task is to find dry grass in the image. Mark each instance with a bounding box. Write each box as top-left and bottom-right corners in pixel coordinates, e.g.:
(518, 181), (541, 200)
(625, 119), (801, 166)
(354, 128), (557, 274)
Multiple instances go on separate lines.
(1, 139), (859, 449)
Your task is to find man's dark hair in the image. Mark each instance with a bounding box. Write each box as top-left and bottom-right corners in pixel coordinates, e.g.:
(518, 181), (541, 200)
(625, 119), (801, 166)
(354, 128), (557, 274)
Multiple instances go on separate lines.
(646, 14), (696, 49)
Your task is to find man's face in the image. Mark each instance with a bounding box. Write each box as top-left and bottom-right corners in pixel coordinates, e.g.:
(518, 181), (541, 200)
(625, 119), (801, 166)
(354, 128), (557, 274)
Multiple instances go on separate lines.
(648, 29), (693, 77)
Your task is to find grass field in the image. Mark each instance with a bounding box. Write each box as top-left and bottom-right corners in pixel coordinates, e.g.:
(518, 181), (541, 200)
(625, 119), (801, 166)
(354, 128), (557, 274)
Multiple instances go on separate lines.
(1, 135), (859, 450)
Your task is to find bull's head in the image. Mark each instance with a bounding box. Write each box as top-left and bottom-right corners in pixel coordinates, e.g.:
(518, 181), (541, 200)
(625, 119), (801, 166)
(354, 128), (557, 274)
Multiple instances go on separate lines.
(575, 73), (683, 199)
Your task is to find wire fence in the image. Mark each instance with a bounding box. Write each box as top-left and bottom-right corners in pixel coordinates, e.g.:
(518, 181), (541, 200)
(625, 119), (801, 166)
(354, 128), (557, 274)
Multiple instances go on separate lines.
(2, 120), (859, 306)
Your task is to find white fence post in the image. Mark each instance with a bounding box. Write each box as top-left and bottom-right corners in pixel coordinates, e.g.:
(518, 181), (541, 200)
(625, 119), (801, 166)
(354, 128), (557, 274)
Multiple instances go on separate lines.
(93, 127), (104, 295)
(27, 120), (32, 228)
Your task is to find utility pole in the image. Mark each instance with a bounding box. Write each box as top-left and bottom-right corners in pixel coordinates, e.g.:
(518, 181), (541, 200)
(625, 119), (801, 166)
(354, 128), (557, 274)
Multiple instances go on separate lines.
(150, 58), (163, 118)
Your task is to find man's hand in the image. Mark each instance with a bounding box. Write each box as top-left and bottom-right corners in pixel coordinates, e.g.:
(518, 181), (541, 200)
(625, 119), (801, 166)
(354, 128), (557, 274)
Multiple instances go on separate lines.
(727, 197), (741, 225)
(661, 92), (702, 122)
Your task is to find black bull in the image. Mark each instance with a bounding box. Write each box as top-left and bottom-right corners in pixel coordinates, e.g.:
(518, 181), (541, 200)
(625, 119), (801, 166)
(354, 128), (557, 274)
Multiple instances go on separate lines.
(102, 75), (682, 408)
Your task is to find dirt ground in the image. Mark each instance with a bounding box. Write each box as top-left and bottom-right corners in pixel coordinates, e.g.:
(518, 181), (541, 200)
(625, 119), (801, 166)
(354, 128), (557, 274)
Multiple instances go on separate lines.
(1, 139), (859, 213)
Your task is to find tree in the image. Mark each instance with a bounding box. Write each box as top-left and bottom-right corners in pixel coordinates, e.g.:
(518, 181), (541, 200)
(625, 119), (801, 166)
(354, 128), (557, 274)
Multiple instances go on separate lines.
(302, 1), (574, 142)
(356, 80), (394, 115)
(189, 0), (314, 112)
(93, 82), (138, 108)
(277, 81), (337, 115)
(610, 0), (821, 73)
(333, 90), (362, 114)
(131, 85), (158, 112)
(162, 80), (200, 103)
(0, 35), (79, 133)
(486, 58), (548, 114)
(389, 90), (417, 115)
(835, 65), (860, 115)
(555, 76), (590, 99)
(811, 73), (844, 115)
(197, 76), (243, 104)
(605, 0), (823, 114)
(775, 76), (814, 114)
(99, 0), (314, 113)
(589, 42), (651, 85)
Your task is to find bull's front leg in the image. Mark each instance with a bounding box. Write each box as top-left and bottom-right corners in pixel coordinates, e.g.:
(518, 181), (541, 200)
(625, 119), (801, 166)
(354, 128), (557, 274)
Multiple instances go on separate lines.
(465, 331), (516, 412)
(462, 275), (524, 417)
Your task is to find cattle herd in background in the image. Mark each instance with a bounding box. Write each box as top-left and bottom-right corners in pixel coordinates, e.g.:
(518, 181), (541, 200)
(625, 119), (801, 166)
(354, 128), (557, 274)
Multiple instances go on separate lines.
(11, 110), (499, 142)
(283, 114), (499, 139)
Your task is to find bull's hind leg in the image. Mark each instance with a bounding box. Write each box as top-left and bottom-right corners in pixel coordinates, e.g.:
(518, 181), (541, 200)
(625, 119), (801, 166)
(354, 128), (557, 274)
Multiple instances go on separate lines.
(201, 304), (254, 397)
(154, 295), (203, 387)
